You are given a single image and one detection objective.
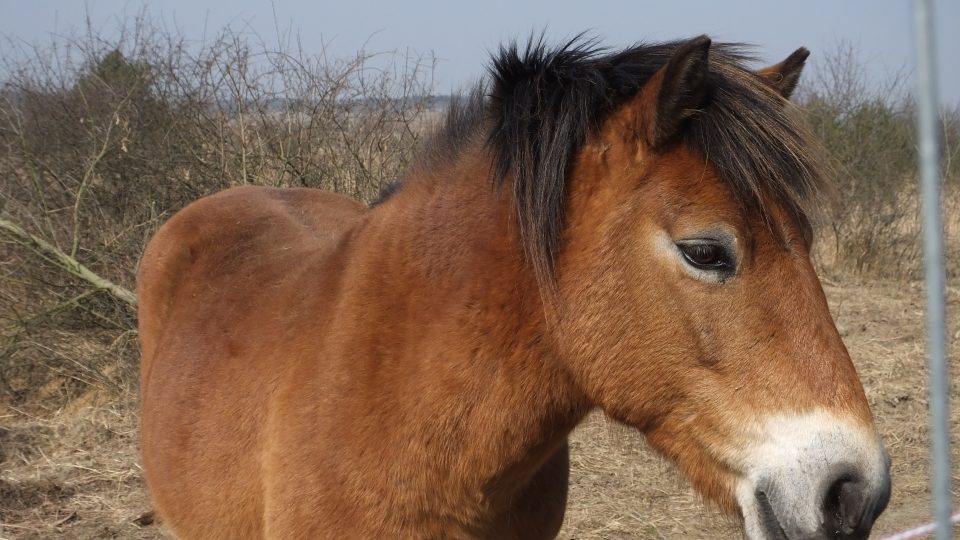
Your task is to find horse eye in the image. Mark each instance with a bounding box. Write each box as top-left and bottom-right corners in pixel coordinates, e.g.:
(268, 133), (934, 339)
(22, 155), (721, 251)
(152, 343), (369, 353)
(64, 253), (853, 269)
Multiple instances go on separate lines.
(677, 242), (734, 272)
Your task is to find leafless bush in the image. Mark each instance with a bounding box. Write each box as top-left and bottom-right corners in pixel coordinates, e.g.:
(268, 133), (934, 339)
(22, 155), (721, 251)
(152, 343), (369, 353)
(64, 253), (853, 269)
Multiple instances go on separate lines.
(799, 41), (960, 279)
(3, 24), (958, 411)
(0, 15), (435, 408)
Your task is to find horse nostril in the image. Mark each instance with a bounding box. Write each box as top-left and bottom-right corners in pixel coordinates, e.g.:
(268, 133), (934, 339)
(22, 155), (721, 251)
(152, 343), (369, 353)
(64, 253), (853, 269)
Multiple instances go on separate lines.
(822, 476), (848, 535)
(838, 480), (866, 532)
(823, 474), (888, 539)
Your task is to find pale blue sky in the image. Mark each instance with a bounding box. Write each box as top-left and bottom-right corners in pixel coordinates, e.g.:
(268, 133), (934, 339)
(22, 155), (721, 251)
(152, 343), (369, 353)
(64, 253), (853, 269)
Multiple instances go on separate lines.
(1, 0), (957, 104)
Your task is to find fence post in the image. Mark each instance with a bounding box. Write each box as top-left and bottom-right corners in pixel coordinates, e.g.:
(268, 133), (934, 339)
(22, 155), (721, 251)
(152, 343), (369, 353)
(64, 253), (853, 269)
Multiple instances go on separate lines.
(912, 0), (953, 538)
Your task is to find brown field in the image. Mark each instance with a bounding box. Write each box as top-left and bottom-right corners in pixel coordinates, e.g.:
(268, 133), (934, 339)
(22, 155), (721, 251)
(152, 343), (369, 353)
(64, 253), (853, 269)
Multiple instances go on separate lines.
(0, 278), (957, 539)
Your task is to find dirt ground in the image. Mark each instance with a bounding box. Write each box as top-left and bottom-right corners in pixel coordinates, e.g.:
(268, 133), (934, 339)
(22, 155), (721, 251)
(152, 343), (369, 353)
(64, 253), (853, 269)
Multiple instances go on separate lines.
(1, 278), (958, 539)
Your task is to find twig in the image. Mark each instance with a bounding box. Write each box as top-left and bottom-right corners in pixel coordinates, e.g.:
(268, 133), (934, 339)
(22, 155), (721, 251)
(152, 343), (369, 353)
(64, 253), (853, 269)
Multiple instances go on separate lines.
(71, 111), (117, 259)
(0, 216), (137, 307)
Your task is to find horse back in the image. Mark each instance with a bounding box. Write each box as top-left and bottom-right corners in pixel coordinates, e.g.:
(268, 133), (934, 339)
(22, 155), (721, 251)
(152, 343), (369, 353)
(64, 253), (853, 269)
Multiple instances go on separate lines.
(138, 186), (363, 373)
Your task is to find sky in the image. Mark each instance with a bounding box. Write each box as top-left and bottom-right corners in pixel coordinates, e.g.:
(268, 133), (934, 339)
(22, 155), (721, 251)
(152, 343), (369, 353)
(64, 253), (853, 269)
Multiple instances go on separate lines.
(0, 0), (957, 104)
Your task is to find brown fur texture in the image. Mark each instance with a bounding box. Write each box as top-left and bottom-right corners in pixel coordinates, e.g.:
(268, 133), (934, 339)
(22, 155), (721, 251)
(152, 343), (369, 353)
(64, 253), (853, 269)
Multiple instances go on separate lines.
(139, 37), (882, 539)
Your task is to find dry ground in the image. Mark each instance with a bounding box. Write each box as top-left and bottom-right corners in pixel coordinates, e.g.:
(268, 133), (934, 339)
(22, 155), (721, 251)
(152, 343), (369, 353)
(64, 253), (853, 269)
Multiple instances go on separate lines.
(1, 279), (958, 539)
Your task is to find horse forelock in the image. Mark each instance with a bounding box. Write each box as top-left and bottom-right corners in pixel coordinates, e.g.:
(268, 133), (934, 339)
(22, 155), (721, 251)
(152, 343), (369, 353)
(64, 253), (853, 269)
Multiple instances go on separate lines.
(392, 35), (828, 289)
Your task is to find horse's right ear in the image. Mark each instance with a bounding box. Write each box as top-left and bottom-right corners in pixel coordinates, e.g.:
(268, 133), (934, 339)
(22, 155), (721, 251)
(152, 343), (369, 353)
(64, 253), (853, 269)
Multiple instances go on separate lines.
(757, 47), (810, 99)
(637, 36), (712, 149)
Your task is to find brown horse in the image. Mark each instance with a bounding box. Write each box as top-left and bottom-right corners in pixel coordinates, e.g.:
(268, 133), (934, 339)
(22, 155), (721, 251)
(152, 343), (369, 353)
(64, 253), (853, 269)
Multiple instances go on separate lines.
(138, 36), (891, 539)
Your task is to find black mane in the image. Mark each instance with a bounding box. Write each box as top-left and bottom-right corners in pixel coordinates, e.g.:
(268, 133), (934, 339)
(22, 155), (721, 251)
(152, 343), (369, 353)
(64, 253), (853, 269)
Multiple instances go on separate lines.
(379, 36), (826, 287)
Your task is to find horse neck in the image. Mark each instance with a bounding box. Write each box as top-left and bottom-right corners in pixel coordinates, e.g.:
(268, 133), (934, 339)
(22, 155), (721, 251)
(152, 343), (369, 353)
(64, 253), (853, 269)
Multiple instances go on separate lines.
(346, 150), (589, 494)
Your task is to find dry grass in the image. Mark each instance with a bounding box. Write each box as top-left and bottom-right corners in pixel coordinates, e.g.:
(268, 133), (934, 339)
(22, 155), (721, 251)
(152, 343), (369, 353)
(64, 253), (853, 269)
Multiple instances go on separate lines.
(0, 278), (957, 539)
(813, 187), (960, 282)
(0, 333), (151, 540)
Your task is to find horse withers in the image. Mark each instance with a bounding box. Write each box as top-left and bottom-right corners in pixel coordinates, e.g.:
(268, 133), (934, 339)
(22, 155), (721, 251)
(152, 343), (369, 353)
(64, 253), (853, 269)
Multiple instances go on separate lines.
(138, 36), (891, 539)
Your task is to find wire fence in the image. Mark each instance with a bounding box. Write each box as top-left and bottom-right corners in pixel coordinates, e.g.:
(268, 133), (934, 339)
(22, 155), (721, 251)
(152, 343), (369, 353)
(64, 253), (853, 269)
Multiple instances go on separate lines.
(879, 512), (960, 540)
(912, 0), (953, 538)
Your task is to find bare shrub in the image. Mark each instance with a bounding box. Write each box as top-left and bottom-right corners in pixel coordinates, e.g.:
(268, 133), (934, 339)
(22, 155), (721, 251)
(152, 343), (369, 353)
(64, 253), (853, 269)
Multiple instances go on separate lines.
(3, 25), (958, 413)
(800, 41), (960, 279)
(0, 15), (435, 409)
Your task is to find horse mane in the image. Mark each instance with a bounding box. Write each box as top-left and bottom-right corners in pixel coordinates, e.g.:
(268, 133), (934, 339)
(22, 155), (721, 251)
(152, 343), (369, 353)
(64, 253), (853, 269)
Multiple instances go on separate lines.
(380, 35), (827, 286)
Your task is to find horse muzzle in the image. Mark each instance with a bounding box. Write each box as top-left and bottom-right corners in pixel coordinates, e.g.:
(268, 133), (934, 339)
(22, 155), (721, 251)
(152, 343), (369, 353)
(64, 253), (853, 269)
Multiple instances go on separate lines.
(735, 411), (892, 540)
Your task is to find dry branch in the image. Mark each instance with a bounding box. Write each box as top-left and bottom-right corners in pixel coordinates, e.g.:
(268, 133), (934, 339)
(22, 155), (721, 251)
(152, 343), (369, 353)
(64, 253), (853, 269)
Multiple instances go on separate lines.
(0, 216), (137, 307)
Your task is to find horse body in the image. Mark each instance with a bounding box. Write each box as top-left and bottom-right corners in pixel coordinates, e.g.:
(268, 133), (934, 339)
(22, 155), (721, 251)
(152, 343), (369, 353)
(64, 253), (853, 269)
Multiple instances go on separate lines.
(140, 169), (583, 538)
(140, 36), (892, 539)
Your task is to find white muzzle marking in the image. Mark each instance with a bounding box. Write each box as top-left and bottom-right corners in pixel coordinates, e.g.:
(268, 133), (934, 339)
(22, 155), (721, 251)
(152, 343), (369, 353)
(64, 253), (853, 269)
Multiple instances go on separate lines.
(732, 410), (889, 540)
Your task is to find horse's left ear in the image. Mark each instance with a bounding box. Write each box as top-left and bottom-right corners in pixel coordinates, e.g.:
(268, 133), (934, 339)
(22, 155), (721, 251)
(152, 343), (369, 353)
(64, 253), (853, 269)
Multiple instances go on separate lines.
(757, 47), (810, 99)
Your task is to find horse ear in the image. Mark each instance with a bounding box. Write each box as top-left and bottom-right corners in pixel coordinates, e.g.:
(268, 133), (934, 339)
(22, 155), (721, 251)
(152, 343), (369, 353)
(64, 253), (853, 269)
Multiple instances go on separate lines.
(639, 35), (712, 149)
(757, 47), (810, 99)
